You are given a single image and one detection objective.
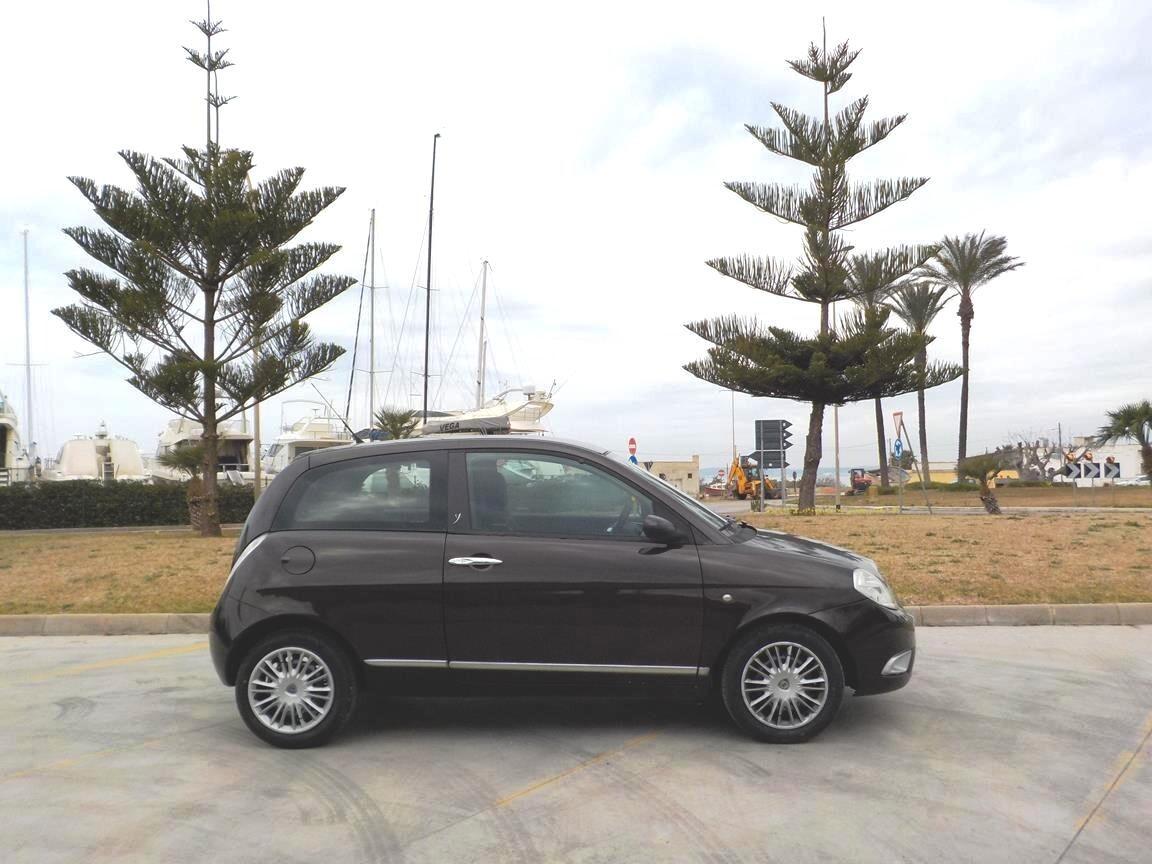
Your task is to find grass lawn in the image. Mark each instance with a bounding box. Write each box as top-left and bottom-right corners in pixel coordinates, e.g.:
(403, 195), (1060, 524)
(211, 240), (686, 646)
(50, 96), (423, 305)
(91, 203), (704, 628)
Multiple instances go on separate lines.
(0, 513), (1150, 613)
(746, 511), (1152, 605)
(0, 532), (236, 614)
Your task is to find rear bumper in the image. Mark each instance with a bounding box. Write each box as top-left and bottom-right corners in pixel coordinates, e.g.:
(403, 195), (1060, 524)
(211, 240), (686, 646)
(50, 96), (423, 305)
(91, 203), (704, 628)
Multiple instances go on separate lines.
(815, 599), (916, 695)
(208, 601), (232, 685)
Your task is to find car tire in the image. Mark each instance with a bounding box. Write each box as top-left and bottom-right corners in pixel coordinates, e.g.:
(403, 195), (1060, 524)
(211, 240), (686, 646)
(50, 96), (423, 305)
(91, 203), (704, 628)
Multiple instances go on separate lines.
(720, 623), (844, 744)
(235, 629), (358, 749)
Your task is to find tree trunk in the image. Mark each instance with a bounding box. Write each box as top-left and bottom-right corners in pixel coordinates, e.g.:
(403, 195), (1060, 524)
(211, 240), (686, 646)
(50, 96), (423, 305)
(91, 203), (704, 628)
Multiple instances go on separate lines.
(200, 432), (221, 537)
(977, 475), (1001, 515)
(916, 349), (929, 488)
(874, 397), (889, 487)
(798, 401), (825, 512)
(200, 281), (222, 537)
(1141, 442), (1152, 480)
(186, 476), (204, 534)
(957, 295), (973, 463)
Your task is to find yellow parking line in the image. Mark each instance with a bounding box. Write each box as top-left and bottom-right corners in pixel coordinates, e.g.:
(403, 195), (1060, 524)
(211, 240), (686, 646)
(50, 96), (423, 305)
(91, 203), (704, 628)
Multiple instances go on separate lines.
(1, 721), (226, 785)
(2, 742), (151, 784)
(494, 730), (663, 807)
(15, 642), (208, 684)
(1055, 707), (1152, 863)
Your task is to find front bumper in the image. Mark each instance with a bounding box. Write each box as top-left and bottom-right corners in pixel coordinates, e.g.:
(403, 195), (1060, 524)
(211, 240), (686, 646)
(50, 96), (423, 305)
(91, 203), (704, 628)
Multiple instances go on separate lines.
(815, 599), (916, 695)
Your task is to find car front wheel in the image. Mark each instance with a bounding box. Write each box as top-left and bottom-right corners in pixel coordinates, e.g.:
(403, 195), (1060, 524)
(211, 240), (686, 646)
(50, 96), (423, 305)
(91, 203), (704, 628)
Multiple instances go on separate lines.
(721, 623), (844, 743)
(235, 630), (357, 749)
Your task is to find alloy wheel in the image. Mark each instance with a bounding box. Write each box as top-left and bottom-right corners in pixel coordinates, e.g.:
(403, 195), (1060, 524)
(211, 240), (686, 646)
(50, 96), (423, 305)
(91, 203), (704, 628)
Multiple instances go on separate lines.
(247, 646), (334, 734)
(740, 641), (829, 730)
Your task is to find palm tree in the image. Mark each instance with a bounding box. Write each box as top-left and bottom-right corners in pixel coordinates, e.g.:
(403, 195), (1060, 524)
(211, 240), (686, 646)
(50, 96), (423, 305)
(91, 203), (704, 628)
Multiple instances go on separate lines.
(156, 443), (206, 532)
(848, 257), (897, 488)
(887, 282), (952, 485)
(957, 451), (1008, 514)
(156, 443), (205, 479)
(374, 407), (419, 441)
(1097, 400), (1152, 482)
(920, 232), (1023, 461)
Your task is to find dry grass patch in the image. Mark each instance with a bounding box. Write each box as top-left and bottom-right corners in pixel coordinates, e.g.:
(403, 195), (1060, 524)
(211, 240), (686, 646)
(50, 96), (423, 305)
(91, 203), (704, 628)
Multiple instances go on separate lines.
(1, 513), (1150, 613)
(745, 511), (1152, 606)
(0, 532), (235, 614)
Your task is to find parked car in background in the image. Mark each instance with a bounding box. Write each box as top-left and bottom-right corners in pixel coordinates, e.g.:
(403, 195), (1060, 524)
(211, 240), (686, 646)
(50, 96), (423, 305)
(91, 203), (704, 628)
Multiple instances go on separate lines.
(1114, 473), (1150, 487)
(210, 436), (915, 748)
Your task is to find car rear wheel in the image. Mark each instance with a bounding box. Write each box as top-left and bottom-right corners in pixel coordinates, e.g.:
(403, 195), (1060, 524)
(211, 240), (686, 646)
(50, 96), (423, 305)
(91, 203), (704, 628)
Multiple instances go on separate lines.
(721, 623), (844, 743)
(235, 630), (357, 749)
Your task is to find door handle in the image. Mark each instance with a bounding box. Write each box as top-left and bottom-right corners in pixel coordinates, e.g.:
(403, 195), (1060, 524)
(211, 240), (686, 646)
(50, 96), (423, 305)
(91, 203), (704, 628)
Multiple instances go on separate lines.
(448, 556), (503, 568)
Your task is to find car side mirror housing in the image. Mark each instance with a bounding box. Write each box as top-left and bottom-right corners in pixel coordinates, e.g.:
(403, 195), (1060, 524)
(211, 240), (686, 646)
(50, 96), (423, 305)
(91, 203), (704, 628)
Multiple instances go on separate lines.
(642, 515), (685, 545)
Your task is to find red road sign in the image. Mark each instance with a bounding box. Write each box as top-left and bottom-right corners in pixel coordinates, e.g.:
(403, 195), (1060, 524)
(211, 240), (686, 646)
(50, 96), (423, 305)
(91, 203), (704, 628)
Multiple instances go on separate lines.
(627, 437), (637, 455)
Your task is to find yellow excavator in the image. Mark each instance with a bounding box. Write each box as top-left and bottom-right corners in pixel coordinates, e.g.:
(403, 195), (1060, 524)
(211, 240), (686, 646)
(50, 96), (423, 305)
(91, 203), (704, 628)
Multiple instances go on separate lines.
(728, 454), (780, 500)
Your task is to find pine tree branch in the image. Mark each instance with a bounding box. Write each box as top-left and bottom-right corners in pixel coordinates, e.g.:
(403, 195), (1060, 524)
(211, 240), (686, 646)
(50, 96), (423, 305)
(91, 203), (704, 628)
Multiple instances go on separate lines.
(832, 177), (930, 229)
(707, 255), (794, 297)
(724, 181), (809, 225)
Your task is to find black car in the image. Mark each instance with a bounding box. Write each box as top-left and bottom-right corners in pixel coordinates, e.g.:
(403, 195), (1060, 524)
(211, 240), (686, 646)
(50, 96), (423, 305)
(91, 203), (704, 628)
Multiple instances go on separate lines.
(210, 436), (914, 748)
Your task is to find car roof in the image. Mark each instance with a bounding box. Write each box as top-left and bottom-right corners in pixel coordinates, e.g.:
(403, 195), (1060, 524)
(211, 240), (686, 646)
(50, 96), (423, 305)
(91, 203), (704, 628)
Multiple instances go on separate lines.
(306, 434), (612, 467)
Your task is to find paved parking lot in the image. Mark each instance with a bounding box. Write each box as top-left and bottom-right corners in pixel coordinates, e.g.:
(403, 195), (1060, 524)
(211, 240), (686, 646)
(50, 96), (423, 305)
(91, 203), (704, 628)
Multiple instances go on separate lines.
(2, 627), (1149, 863)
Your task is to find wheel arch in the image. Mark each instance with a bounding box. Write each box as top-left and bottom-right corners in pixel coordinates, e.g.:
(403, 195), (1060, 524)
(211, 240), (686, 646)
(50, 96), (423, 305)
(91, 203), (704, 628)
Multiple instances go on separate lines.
(225, 614), (365, 688)
(709, 612), (857, 691)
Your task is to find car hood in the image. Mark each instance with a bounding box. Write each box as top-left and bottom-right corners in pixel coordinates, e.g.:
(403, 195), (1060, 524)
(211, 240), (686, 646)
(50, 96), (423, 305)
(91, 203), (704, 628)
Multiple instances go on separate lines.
(747, 528), (876, 572)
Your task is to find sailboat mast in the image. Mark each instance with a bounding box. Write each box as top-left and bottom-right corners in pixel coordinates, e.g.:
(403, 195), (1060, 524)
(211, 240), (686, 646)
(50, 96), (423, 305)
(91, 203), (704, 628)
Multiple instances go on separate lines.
(368, 208), (376, 424)
(423, 133), (440, 423)
(22, 229), (32, 455)
(475, 259), (489, 409)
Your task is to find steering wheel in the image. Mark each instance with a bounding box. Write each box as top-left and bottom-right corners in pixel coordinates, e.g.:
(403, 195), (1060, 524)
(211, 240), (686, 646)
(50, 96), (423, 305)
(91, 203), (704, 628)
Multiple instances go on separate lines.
(607, 500), (633, 534)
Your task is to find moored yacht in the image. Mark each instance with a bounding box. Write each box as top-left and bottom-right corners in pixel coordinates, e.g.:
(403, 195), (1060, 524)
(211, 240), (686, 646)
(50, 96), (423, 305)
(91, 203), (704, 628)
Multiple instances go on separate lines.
(0, 390), (29, 485)
(419, 385), (554, 436)
(263, 408), (354, 478)
(152, 418), (255, 483)
(45, 421), (148, 482)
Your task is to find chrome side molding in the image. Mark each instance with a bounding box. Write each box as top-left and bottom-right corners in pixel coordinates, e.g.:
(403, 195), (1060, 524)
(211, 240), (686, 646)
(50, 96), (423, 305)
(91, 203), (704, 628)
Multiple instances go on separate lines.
(364, 658), (710, 676)
(364, 658), (450, 669)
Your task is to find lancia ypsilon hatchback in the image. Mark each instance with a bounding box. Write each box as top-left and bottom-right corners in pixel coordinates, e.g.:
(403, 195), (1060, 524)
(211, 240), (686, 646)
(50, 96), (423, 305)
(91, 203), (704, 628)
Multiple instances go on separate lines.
(210, 436), (914, 748)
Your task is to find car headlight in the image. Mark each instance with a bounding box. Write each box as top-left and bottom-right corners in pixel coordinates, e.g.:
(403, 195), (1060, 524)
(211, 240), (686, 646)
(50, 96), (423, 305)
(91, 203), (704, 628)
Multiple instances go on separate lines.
(853, 568), (899, 610)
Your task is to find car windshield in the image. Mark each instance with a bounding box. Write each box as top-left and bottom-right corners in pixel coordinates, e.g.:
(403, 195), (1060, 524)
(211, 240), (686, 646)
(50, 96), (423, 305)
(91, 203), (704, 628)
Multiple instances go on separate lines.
(604, 451), (729, 530)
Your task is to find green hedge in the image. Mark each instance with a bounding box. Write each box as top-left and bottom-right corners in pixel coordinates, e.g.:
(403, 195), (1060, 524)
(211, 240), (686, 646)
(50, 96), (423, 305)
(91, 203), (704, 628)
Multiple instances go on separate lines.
(0, 481), (255, 530)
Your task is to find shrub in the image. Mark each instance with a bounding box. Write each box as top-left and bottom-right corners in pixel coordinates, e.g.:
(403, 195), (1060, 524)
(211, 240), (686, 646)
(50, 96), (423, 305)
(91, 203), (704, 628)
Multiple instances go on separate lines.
(0, 481), (254, 530)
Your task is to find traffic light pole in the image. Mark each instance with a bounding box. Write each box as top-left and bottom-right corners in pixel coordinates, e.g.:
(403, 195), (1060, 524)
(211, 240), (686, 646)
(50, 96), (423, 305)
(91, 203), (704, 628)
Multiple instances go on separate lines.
(759, 449), (766, 513)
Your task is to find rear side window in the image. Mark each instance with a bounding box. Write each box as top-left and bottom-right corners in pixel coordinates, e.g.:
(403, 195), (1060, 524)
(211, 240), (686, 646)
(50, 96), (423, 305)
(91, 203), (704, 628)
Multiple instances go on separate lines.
(273, 451), (446, 531)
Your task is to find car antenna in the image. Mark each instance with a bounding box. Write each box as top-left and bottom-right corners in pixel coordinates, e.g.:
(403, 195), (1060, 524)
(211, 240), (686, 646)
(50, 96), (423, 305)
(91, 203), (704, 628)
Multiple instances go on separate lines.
(310, 384), (364, 444)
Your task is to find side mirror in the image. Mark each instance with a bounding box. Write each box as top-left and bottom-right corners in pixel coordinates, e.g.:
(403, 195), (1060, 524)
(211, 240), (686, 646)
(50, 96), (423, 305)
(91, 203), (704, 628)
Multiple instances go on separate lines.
(642, 514), (685, 546)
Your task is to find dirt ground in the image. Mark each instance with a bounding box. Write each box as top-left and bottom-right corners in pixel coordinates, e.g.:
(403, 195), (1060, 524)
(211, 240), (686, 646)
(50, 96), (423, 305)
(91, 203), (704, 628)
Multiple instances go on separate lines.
(1, 511), (1150, 613)
(830, 483), (1152, 509)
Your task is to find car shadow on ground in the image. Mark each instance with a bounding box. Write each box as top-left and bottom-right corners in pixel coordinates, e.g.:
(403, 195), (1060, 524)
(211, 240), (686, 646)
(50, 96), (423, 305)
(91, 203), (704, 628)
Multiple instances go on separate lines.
(333, 688), (907, 745)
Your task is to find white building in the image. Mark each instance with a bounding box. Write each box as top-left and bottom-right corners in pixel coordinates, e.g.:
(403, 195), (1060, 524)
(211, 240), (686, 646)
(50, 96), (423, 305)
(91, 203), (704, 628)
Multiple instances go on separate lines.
(1067, 436), (1145, 485)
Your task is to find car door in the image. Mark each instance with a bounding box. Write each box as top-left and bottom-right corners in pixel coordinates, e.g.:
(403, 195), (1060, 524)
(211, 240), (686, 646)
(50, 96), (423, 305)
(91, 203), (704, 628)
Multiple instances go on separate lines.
(259, 449), (449, 663)
(443, 449), (704, 673)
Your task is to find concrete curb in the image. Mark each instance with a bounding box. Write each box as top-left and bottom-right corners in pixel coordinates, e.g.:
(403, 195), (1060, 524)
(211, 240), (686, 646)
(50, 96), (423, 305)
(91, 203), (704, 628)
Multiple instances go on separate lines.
(903, 604), (1151, 626)
(0, 613), (211, 637)
(2, 605), (1152, 636)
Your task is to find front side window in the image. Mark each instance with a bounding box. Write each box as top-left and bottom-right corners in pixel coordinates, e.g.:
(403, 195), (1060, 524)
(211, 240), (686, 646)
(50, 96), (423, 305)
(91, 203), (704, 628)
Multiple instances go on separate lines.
(274, 452), (443, 531)
(466, 451), (657, 538)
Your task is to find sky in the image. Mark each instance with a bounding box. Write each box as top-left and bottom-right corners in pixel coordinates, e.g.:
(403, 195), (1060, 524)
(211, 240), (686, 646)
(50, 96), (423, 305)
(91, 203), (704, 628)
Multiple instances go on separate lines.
(2, 0), (1150, 476)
